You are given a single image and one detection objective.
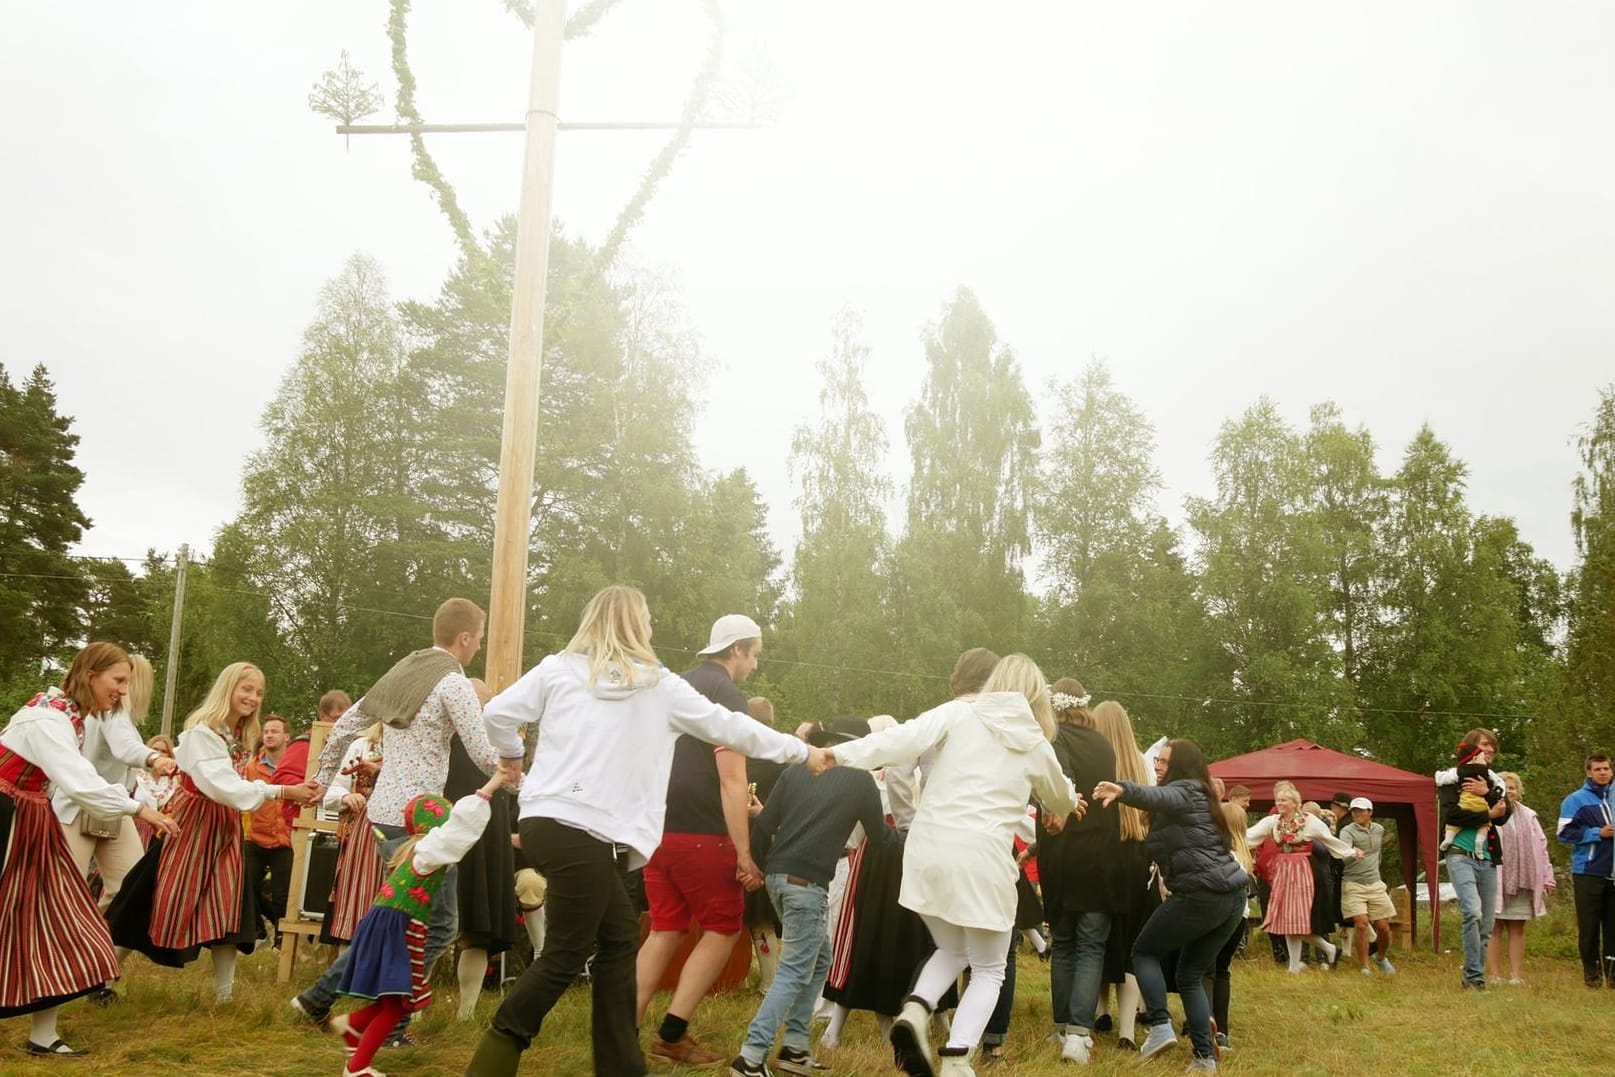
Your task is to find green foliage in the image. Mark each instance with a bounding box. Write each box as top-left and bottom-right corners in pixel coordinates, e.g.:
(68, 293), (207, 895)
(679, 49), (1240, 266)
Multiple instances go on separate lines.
(774, 312), (898, 717)
(1534, 386), (1615, 793)
(1031, 362), (1219, 746)
(894, 287), (1039, 689)
(0, 362), (91, 700)
(1188, 399), (1354, 752)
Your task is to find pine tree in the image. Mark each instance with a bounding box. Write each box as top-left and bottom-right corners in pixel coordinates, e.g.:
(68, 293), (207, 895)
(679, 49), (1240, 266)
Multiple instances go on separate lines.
(0, 363), (92, 698)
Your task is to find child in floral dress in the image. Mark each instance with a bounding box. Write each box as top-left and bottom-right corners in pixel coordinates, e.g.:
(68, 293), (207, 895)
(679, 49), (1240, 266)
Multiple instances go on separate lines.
(332, 768), (508, 1076)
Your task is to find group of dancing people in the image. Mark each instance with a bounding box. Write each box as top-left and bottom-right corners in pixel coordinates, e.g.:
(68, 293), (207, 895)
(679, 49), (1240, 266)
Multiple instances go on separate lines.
(2, 581), (1585, 1077)
(0, 586), (1255, 1076)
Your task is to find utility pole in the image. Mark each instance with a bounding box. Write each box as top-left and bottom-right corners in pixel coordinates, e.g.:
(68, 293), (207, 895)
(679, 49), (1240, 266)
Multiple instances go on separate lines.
(486, 1), (566, 693)
(160, 543), (189, 738)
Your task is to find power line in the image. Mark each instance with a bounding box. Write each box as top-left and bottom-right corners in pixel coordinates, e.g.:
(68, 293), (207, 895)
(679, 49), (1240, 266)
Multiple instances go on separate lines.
(0, 571), (1544, 724)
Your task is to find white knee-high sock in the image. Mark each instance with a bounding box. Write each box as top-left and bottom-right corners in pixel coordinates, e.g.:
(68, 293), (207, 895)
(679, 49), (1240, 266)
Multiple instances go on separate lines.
(822, 1003), (849, 1048)
(30, 1006), (60, 1047)
(1117, 975), (1141, 1043)
(523, 907), (546, 957)
(457, 948), (487, 1019)
(211, 945), (237, 1001)
(1285, 936), (1304, 972)
(1308, 935), (1337, 964)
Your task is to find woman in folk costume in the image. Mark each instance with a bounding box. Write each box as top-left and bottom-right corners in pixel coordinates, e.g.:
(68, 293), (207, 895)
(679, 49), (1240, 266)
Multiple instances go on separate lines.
(819, 651), (999, 1048)
(1244, 780), (1361, 973)
(820, 654), (1082, 1077)
(107, 662), (316, 1000)
(321, 722), (386, 948)
(332, 769), (510, 1077)
(0, 643), (178, 1056)
(59, 654), (176, 917)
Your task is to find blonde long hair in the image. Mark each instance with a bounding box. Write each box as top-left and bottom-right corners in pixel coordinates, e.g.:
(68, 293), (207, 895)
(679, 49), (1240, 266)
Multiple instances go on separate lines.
(387, 833), (425, 873)
(1224, 802), (1254, 872)
(126, 655), (154, 725)
(184, 662), (265, 754)
(565, 585), (661, 687)
(981, 654), (1055, 741)
(1092, 700), (1149, 842)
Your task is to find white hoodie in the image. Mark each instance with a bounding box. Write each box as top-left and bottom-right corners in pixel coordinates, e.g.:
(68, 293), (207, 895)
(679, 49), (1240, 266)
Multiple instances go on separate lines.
(833, 692), (1078, 932)
(483, 653), (809, 869)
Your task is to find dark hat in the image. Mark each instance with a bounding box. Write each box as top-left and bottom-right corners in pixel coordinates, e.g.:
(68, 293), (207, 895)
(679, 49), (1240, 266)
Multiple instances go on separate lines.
(1331, 791), (1352, 807)
(809, 717), (872, 748)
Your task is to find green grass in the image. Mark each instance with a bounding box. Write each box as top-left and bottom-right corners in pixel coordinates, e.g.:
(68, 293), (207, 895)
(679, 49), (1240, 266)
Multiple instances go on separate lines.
(9, 920), (1614, 1077)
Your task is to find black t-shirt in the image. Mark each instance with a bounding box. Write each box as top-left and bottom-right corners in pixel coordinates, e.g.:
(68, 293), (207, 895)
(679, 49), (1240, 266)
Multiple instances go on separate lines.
(663, 662), (748, 835)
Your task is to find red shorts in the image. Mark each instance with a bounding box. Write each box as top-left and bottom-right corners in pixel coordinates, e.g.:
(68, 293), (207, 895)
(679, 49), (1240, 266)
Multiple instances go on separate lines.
(644, 832), (744, 935)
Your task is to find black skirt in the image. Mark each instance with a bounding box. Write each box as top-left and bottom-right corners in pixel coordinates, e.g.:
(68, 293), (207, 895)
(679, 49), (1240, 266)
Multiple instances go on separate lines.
(445, 736), (517, 955)
(823, 837), (940, 1016)
(1104, 841), (1160, 984)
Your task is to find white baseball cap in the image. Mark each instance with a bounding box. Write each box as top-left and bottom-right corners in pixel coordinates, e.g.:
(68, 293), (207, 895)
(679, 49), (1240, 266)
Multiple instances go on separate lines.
(697, 614), (763, 656)
(1349, 797), (1373, 811)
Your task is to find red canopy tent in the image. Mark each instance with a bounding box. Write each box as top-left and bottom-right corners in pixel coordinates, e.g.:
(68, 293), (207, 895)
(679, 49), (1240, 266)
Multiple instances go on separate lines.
(1209, 739), (1441, 951)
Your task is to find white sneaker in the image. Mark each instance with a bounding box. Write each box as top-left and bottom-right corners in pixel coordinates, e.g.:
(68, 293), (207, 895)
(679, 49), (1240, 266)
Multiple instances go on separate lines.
(890, 997), (937, 1077)
(938, 1048), (976, 1077)
(1139, 1023), (1178, 1061)
(1060, 1032), (1093, 1064)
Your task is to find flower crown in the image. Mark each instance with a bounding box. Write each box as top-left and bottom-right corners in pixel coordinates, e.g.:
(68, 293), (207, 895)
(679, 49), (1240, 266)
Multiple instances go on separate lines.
(1050, 691), (1091, 712)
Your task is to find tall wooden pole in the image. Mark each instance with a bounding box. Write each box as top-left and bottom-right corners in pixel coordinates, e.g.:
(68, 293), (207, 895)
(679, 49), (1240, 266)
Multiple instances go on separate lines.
(159, 543), (189, 738)
(486, 2), (566, 692)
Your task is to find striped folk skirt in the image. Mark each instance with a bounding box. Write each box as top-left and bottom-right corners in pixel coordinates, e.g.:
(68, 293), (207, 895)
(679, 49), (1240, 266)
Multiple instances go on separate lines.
(322, 808), (383, 945)
(1261, 849), (1316, 936)
(337, 905), (433, 1012)
(106, 786), (253, 966)
(0, 781), (121, 1017)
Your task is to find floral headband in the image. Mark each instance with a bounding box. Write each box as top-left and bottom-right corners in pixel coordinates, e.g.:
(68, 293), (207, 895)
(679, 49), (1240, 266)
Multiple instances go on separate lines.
(1050, 691), (1091, 712)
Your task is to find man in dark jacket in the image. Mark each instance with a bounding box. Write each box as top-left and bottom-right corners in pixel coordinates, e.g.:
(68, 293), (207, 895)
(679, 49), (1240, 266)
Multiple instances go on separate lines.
(1439, 729), (1512, 990)
(1037, 688), (1119, 1065)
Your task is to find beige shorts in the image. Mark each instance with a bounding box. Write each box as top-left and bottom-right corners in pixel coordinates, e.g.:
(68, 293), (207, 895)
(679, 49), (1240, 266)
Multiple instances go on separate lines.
(1341, 879), (1396, 921)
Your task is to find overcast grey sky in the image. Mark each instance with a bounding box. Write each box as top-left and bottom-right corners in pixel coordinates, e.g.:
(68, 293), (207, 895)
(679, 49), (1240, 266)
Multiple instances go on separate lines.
(3, 1), (1611, 581)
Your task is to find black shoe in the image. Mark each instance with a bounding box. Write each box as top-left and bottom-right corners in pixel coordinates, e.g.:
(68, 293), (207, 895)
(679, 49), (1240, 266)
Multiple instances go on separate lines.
(26, 1040), (88, 1056)
(1093, 1015), (1113, 1033)
(1462, 980), (1486, 991)
(775, 1046), (827, 1074)
(1117, 1038), (1136, 1051)
(290, 993), (332, 1031)
(88, 985), (118, 1006)
(383, 1027), (420, 1049)
(730, 1057), (773, 1077)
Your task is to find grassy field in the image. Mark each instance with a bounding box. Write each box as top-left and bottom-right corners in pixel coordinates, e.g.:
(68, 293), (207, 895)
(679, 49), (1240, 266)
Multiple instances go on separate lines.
(8, 911), (1613, 1077)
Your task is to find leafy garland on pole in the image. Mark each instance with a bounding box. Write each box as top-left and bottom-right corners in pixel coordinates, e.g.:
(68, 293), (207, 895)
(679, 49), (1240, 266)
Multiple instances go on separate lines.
(385, 0), (726, 267)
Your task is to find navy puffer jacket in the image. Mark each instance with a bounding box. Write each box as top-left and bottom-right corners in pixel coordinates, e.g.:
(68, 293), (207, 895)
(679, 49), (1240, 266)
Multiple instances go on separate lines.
(1120, 779), (1248, 894)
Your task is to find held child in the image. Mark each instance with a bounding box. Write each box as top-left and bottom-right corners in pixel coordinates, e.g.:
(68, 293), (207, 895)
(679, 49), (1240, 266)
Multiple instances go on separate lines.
(1437, 743), (1498, 856)
(332, 768), (510, 1077)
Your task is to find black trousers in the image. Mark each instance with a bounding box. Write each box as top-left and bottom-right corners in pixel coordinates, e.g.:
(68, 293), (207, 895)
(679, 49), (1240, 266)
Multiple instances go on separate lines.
(1572, 874), (1615, 985)
(242, 843), (293, 939)
(486, 817), (645, 1076)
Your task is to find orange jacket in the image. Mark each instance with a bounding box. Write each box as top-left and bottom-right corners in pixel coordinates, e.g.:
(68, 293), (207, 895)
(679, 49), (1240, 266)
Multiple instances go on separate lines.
(243, 754), (293, 849)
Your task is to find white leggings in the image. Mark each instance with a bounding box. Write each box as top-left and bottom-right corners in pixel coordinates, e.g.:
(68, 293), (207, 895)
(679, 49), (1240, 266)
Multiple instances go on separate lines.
(914, 915), (1012, 1052)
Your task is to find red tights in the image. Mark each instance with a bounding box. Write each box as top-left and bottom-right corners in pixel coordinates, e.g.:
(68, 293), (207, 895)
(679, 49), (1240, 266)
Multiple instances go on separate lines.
(343, 995), (406, 1073)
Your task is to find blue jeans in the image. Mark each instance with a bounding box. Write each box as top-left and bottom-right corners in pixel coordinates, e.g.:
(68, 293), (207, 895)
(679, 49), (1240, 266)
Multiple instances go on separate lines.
(1050, 910), (1110, 1035)
(1447, 852), (1496, 986)
(1132, 889), (1244, 1060)
(741, 875), (832, 1064)
(301, 823), (460, 1009)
